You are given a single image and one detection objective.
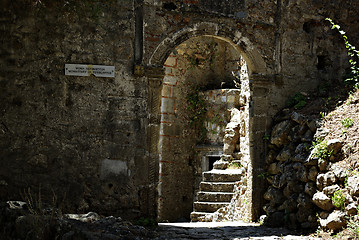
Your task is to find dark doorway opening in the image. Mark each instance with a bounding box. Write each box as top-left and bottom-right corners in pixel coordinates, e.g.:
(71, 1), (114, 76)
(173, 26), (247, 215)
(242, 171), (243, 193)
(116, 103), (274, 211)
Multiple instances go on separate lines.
(207, 155), (221, 170)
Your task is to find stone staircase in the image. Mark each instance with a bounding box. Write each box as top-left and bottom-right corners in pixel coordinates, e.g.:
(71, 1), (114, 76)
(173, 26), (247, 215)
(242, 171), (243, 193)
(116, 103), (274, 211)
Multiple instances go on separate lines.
(190, 168), (243, 221)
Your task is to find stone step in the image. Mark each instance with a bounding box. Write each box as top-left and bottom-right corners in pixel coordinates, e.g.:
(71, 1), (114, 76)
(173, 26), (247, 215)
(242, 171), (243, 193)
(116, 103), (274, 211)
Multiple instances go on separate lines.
(193, 201), (228, 212)
(197, 191), (233, 202)
(202, 169), (244, 182)
(190, 211), (213, 222)
(200, 182), (235, 192)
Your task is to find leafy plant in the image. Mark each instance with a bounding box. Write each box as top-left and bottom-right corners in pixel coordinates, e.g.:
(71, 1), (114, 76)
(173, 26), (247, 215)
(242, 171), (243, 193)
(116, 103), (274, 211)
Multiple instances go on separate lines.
(320, 111), (327, 118)
(326, 18), (359, 89)
(228, 162), (242, 169)
(311, 138), (333, 159)
(341, 118), (354, 128)
(287, 92), (307, 109)
(332, 189), (346, 210)
(263, 134), (270, 141)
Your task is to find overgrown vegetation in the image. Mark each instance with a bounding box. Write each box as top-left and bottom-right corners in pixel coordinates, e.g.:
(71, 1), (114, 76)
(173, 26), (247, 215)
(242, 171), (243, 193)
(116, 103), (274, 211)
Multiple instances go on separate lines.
(331, 189), (346, 210)
(311, 138), (333, 159)
(286, 92), (307, 109)
(341, 118), (354, 128)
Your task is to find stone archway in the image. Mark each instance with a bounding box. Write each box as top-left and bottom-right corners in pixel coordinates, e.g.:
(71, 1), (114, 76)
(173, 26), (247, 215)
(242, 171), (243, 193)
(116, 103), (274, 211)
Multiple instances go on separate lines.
(146, 22), (271, 222)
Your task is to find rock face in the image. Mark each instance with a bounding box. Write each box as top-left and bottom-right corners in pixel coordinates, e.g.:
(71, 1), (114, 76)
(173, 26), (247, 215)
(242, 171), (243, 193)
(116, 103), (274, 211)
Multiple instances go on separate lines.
(263, 107), (359, 232)
(263, 112), (320, 229)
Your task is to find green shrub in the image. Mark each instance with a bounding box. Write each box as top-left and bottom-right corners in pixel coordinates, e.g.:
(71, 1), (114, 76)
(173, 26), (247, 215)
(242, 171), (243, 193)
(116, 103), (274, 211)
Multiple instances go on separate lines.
(287, 93), (307, 109)
(311, 138), (333, 159)
(332, 189), (346, 210)
(341, 118), (354, 128)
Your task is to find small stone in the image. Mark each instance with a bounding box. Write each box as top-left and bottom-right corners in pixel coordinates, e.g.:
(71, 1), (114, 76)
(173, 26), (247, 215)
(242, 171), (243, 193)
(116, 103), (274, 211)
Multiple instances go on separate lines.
(347, 176), (359, 196)
(301, 130), (314, 142)
(264, 187), (284, 205)
(326, 139), (343, 155)
(314, 128), (330, 140)
(295, 143), (310, 154)
(305, 182), (316, 196)
(293, 153), (307, 163)
(312, 192), (333, 211)
(318, 158), (328, 172)
(270, 120), (293, 147)
(297, 166), (308, 183)
(291, 112), (305, 124)
(346, 203), (358, 216)
(297, 193), (312, 209)
(64, 212), (100, 223)
(278, 198), (297, 212)
(266, 150), (277, 164)
(319, 210), (346, 231)
(330, 165), (347, 182)
(308, 166), (318, 182)
(263, 204), (276, 214)
(323, 185), (340, 195)
(268, 162), (280, 175)
(276, 147), (292, 162)
(307, 119), (319, 133)
(304, 152), (318, 166)
(319, 211), (329, 219)
(317, 171), (336, 188)
(6, 201), (27, 210)
(298, 124), (309, 135)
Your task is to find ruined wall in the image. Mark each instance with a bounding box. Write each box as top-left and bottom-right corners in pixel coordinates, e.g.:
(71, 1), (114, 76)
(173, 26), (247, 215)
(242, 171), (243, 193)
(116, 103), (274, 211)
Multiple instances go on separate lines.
(1, 0), (359, 221)
(0, 1), (155, 219)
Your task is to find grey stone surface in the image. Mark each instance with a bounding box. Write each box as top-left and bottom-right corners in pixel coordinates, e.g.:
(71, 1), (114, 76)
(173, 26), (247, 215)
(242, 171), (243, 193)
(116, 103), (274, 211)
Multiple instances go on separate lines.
(312, 192), (333, 211)
(270, 121), (293, 147)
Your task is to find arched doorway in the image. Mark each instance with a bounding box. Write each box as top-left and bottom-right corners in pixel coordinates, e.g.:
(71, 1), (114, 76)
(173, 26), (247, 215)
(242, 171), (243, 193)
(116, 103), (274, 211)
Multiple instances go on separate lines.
(147, 23), (268, 222)
(157, 35), (248, 221)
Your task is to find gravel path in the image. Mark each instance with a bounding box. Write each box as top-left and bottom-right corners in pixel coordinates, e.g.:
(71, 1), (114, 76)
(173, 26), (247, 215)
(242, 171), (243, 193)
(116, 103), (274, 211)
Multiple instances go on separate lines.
(153, 222), (319, 240)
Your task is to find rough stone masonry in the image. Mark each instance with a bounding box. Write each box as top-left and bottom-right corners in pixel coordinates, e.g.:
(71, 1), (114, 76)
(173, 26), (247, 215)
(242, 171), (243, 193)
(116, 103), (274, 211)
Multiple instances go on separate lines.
(1, 0), (359, 222)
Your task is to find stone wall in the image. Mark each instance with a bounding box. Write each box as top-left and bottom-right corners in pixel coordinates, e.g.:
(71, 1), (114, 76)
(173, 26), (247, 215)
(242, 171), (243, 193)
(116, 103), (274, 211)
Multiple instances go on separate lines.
(0, 1), (152, 219)
(1, 0), (359, 221)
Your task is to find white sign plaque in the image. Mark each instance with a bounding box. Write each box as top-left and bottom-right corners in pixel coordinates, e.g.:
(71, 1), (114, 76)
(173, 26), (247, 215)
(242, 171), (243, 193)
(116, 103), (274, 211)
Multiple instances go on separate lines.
(65, 64), (115, 78)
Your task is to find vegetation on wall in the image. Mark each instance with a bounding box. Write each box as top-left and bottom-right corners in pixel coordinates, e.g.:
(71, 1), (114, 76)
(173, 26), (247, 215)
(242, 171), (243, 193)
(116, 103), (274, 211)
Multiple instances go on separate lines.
(326, 18), (359, 89)
(286, 92), (307, 109)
